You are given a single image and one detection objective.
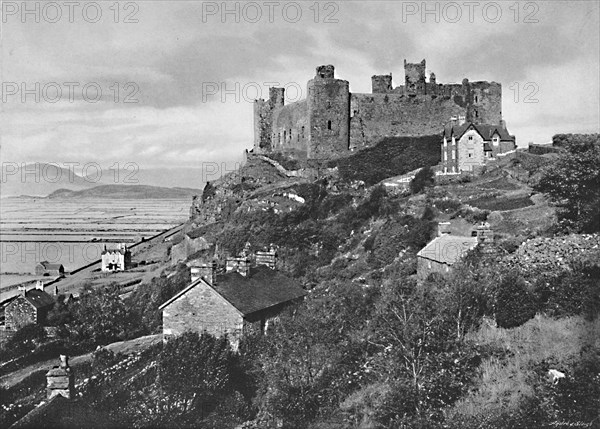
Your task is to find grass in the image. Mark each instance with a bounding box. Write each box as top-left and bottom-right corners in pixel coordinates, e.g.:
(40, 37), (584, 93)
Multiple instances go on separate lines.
(468, 195), (533, 212)
(446, 315), (599, 422)
(329, 135), (441, 185)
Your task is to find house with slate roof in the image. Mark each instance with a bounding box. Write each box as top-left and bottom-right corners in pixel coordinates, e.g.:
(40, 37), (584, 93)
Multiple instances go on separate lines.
(35, 261), (64, 276)
(441, 119), (516, 173)
(5, 283), (55, 331)
(159, 260), (305, 350)
(417, 222), (494, 280)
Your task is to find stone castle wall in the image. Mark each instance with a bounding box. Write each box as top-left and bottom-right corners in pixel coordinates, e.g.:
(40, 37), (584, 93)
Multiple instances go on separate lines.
(253, 60), (502, 160)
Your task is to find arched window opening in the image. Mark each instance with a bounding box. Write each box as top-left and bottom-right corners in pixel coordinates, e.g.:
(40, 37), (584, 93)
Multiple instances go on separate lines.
(327, 120), (332, 130)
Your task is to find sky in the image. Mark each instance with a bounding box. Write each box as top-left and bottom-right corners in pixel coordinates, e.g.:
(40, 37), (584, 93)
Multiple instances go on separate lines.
(1, 1), (599, 188)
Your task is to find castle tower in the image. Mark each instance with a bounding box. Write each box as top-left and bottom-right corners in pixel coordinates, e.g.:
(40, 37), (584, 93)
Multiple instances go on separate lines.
(269, 87), (285, 109)
(372, 74), (393, 93)
(404, 59), (427, 95)
(307, 65), (350, 159)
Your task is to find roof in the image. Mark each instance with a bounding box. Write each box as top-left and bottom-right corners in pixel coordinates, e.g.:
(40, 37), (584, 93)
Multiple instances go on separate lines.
(443, 122), (515, 142)
(37, 261), (64, 271)
(101, 248), (128, 255)
(417, 235), (478, 265)
(23, 289), (55, 309)
(160, 265), (306, 316)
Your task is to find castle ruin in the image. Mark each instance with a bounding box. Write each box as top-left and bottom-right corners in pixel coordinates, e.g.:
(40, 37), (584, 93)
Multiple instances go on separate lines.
(253, 59), (502, 160)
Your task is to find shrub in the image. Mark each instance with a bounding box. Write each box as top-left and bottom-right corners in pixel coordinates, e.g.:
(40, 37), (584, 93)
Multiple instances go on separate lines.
(410, 166), (435, 194)
(495, 273), (536, 328)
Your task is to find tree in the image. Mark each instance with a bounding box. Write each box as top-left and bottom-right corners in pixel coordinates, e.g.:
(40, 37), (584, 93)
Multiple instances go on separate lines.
(67, 284), (140, 348)
(535, 134), (600, 232)
(156, 331), (238, 421)
(410, 166), (435, 194)
(495, 272), (536, 329)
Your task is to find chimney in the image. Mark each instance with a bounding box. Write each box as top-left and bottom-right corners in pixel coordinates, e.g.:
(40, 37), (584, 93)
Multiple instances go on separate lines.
(18, 285), (27, 297)
(255, 244), (278, 270)
(458, 115), (466, 126)
(226, 256), (250, 277)
(476, 222), (495, 253)
(36, 280), (44, 291)
(437, 222), (451, 237)
(46, 354), (75, 400)
(191, 262), (217, 285)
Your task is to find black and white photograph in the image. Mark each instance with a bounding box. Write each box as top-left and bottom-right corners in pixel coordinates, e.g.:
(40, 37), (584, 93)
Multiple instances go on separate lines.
(1, 1), (599, 427)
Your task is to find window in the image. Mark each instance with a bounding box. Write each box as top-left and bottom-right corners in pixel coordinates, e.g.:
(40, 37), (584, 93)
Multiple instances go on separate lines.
(283, 131), (286, 142)
(475, 96), (478, 103)
(475, 110), (479, 118)
(327, 120), (332, 130)
(301, 126), (304, 138)
(452, 151), (456, 160)
(468, 153), (473, 158)
(468, 136), (473, 141)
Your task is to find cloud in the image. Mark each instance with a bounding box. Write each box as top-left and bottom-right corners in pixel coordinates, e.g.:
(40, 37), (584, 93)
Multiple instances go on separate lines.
(2, 0), (598, 182)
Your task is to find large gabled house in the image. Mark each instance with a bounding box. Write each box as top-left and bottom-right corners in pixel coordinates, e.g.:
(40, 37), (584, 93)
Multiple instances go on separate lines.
(101, 244), (131, 272)
(159, 261), (305, 350)
(441, 120), (516, 173)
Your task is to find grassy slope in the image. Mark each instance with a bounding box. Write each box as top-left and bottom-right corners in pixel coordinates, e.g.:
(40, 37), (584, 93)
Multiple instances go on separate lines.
(447, 315), (599, 422)
(329, 135), (441, 185)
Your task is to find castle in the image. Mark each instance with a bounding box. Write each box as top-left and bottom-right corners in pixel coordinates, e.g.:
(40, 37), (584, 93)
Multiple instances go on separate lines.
(253, 59), (502, 160)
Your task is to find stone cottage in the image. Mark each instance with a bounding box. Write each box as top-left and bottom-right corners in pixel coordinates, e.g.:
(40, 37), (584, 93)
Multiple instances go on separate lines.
(441, 120), (516, 173)
(159, 262), (305, 350)
(416, 223), (494, 280)
(4, 284), (55, 331)
(35, 261), (64, 276)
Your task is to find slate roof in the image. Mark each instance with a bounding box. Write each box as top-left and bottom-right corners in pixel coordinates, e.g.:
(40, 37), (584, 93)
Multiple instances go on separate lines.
(160, 265), (306, 316)
(417, 235), (478, 265)
(101, 248), (128, 255)
(23, 289), (55, 309)
(443, 122), (515, 142)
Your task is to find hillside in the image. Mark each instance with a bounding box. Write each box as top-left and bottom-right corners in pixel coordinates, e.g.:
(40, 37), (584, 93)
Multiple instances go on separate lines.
(47, 185), (202, 199)
(1, 134), (598, 429)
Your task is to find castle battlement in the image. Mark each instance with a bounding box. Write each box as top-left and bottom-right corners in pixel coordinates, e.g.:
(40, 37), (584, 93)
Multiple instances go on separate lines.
(254, 60), (502, 160)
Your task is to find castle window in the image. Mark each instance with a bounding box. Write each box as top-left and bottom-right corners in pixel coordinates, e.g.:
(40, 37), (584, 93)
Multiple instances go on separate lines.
(475, 109), (479, 118)
(301, 126), (305, 138)
(468, 136), (473, 141)
(475, 96), (478, 103)
(327, 120), (332, 130)
(283, 131), (286, 142)
(278, 133), (281, 144)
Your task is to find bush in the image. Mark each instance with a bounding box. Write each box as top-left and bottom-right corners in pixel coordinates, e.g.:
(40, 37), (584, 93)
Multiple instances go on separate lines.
(410, 166), (434, 194)
(495, 273), (536, 328)
(5, 324), (47, 355)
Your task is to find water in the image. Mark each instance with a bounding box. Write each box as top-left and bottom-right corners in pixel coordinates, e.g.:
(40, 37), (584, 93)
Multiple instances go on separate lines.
(0, 197), (190, 288)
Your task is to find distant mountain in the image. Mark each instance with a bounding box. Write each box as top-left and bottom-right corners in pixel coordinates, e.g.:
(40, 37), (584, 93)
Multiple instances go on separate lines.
(1, 163), (95, 198)
(46, 184), (202, 199)
(1, 163), (234, 198)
